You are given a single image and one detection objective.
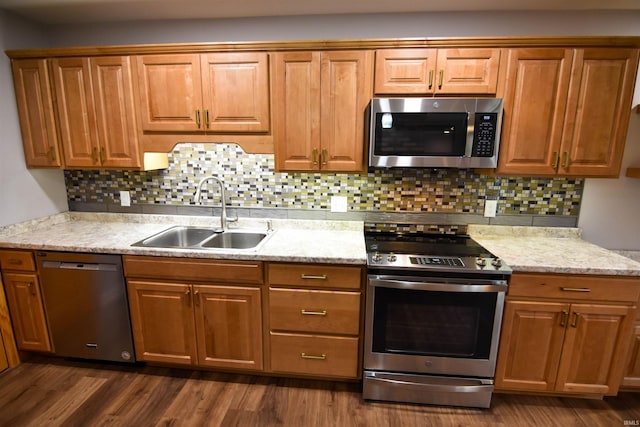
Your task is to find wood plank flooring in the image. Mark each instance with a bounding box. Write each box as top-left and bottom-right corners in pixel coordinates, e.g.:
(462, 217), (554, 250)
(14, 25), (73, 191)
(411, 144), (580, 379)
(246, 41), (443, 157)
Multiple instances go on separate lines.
(0, 356), (639, 426)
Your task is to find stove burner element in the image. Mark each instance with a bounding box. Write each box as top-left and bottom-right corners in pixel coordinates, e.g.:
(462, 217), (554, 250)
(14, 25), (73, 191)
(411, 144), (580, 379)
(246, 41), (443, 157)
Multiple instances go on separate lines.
(410, 256), (464, 267)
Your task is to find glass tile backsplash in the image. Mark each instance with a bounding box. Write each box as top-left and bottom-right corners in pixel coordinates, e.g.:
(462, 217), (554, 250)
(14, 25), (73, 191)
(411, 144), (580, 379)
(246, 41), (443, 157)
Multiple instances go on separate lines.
(64, 143), (582, 218)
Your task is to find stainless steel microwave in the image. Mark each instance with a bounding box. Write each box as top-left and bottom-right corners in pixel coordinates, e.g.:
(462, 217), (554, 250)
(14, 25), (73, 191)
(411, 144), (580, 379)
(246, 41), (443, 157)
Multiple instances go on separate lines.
(369, 97), (503, 169)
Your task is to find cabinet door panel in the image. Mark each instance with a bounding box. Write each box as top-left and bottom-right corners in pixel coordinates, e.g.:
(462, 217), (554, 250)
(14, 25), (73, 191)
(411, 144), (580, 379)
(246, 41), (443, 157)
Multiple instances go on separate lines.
(51, 57), (99, 168)
(436, 48), (500, 94)
(374, 48), (436, 94)
(11, 59), (61, 168)
(3, 273), (51, 352)
(272, 51), (321, 171)
(202, 52), (270, 133)
(495, 300), (568, 392)
(624, 323), (640, 387)
(90, 56), (141, 168)
(556, 303), (636, 395)
(194, 285), (262, 370)
(320, 50), (372, 172)
(497, 48), (572, 175)
(560, 48), (639, 177)
(135, 54), (203, 131)
(127, 281), (197, 366)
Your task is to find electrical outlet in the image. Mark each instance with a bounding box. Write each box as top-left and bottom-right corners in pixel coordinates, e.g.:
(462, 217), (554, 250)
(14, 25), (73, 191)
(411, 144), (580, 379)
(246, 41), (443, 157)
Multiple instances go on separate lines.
(484, 199), (497, 218)
(330, 196), (348, 213)
(120, 190), (131, 207)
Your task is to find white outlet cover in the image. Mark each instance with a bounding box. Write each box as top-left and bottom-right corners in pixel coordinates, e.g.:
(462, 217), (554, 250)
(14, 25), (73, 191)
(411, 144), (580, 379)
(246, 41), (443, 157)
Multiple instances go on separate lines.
(120, 190), (131, 207)
(484, 199), (497, 218)
(330, 196), (348, 213)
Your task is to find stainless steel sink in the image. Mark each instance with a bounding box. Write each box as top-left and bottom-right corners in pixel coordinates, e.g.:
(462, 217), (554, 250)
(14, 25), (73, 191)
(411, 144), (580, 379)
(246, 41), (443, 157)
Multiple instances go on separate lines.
(132, 226), (269, 250)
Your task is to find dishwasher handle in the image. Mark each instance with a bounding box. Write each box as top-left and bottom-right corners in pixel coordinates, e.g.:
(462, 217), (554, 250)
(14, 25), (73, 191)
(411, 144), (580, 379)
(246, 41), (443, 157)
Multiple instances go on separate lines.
(41, 260), (118, 272)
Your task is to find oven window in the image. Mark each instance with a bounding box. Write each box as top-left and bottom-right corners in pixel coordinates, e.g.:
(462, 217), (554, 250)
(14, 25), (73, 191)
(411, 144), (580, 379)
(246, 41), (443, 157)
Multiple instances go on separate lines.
(373, 112), (468, 156)
(371, 287), (497, 359)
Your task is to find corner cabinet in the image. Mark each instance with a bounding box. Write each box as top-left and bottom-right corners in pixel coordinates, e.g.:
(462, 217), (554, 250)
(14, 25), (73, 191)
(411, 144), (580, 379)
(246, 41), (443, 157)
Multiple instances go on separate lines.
(374, 48), (501, 95)
(272, 50), (373, 172)
(135, 52), (270, 133)
(51, 56), (142, 169)
(11, 59), (62, 168)
(495, 273), (639, 396)
(124, 256), (264, 371)
(497, 47), (639, 177)
(0, 250), (52, 353)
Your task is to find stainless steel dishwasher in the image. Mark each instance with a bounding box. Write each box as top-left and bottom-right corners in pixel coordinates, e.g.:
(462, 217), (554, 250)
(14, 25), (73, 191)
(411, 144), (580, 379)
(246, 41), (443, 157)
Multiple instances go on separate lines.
(36, 251), (135, 363)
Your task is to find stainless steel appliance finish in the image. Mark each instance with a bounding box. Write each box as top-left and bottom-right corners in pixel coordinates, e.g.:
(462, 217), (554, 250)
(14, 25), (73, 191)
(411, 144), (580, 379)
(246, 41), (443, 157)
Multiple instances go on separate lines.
(37, 251), (135, 363)
(369, 97), (503, 169)
(363, 230), (511, 408)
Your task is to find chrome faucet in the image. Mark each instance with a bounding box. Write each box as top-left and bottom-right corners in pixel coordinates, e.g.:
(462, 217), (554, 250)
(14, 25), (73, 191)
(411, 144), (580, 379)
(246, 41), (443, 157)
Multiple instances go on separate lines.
(194, 175), (237, 231)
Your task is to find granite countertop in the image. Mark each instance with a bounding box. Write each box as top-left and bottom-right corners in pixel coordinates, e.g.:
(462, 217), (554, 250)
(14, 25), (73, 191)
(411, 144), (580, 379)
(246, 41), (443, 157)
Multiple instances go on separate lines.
(1, 213), (639, 275)
(0, 212), (367, 265)
(469, 225), (640, 277)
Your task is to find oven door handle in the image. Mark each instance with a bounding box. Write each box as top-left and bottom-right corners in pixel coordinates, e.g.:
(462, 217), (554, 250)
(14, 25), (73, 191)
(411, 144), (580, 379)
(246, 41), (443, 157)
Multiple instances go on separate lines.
(369, 277), (507, 293)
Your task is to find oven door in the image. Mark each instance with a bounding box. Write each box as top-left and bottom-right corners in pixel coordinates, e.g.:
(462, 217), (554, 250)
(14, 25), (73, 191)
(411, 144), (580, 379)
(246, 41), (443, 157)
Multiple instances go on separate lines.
(364, 275), (507, 378)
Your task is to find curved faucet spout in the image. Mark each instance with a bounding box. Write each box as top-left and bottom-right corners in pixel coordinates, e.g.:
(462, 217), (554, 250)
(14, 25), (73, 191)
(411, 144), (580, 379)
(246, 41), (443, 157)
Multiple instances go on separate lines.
(194, 175), (236, 231)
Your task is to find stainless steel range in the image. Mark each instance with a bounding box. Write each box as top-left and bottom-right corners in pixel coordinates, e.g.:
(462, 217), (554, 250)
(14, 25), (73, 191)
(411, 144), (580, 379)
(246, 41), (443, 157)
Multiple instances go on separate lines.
(363, 229), (511, 408)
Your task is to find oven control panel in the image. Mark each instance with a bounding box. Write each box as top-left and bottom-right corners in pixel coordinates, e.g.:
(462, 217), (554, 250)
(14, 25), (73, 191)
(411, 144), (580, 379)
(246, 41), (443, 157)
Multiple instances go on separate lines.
(368, 252), (510, 272)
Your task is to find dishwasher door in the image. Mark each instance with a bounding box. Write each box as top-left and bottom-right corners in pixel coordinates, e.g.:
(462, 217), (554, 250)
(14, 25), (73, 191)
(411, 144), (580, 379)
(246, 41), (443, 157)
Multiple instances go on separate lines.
(37, 251), (135, 363)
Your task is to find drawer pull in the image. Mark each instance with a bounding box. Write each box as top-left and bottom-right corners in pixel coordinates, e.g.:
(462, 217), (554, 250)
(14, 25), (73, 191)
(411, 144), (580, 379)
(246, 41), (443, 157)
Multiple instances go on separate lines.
(301, 353), (326, 360)
(8, 259), (23, 265)
(301, 274), (327, 280)
(561, 287), (591, 293)
(301, 309), (327, 316)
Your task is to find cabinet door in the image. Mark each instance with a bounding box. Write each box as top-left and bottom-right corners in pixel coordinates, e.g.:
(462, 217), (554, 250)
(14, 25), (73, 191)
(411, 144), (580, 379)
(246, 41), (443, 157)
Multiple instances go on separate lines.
(135, 54), (203, 131)
(127, 280), (197, 366)
(497, 48), (573, 175)
(320, 50), (373, 172)
(374, 48), (437, 94)
(3, 273), (52, 352)
(201, 52), (270, 133)
(556, 303), (636, 395)
(194, 284), (263, 371)
(435, 48), (501, 94)
(272, 51), (321, 171)
(623, 323), (640, 388)
(559, 48), (639, 177)
(0, 333), (8, 372)
(11, 59), (61, 168)
(90, 56), (141, 168)
(51, 57), (100, 168)
(495, 300), (568, 392)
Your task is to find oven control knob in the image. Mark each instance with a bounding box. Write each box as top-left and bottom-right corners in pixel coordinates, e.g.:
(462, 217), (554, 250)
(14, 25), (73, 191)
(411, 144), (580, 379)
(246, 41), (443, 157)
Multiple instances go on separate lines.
(371, 252), (382, 263)
(387, 252), (397, 262)
(492, 257), (502, 268)
(476, 257), (487, 267)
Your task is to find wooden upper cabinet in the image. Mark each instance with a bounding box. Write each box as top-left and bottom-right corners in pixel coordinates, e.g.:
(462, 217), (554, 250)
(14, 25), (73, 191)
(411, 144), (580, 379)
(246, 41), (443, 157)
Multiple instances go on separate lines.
(497, 48), (573, 175)
(497, 47), (639, 177)
(273, 50), (373, 172)
(135, 52), (269, 133)
(51, 56), (141, 169)
(374, 48), (500, 95)
(11, 59), (62, 168)
(559, 48), (639, 177)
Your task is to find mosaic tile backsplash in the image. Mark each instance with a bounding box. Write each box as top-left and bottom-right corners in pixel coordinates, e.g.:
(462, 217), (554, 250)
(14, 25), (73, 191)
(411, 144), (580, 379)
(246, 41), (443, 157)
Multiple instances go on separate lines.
(64, 143), (583, 217)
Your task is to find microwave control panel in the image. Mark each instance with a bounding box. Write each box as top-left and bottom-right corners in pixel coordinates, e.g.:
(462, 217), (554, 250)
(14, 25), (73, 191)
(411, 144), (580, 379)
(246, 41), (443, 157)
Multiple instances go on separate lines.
(471, 113), (498, 157)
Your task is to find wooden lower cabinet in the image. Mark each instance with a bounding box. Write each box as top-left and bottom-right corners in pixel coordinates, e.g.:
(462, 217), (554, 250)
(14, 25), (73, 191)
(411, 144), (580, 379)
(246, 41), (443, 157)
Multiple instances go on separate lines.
(623, 313), (640, 388)
(495, 273), (638, 396)
(124, 256), (264, 372)
(266, 263), (364, 379)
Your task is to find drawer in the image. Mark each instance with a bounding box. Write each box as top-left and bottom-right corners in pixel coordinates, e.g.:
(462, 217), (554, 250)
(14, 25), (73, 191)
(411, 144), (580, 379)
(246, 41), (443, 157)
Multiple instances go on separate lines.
(269, 288), (361, 335)
(267, 263), (362, 290)
(123, 256), (264, 284)
(270, 332), (359, 378)
(0, 250), (35, 272)
(508, 273), (640, 303)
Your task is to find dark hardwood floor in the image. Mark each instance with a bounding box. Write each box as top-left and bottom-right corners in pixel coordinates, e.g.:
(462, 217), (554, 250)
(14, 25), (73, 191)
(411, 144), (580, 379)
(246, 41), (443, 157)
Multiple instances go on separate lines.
(0, 356), (639, 426)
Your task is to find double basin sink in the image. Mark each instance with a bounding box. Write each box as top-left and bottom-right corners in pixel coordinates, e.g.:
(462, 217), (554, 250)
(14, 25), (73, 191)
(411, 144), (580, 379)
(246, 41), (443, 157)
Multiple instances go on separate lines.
(132, 226), (270, 250)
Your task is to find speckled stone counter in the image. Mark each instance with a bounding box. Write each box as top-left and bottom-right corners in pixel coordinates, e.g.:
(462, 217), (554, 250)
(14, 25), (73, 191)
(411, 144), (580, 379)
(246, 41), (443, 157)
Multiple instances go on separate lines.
(0, 212), (366, 265)
(469, 225), (640, 276)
